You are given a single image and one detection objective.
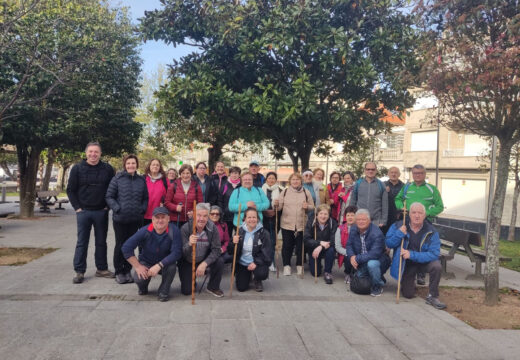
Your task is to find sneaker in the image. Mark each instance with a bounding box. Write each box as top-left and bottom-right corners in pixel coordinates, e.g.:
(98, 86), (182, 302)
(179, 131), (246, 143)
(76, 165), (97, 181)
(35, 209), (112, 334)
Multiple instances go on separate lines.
(344, 274), (351, 284)
(206, 288), (224, 298)
(254, 280), (263, 292)
(95, 270), (115, 278)
(269, 264), (276, 272)
(283, 266), (291, 276)
(138, 287), (148, 295)
(370, 287), (383, 297)
(416, 273), (426, 286)
(425, 295), (446, 310)
(115, 273), (127, 284)
(324, 272), (333, 285)
(72, 272), (84, 284)
(296, 265), (303, 276)
(158, 294), (169, 302)
(125, 272), (134, 283)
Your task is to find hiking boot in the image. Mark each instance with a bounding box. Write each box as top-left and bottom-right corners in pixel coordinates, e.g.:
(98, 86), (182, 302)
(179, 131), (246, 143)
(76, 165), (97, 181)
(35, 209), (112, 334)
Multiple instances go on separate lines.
(283, 266), (291, 276)
(115, 273), (127, 284)
(370, 287), (383, 297)
(426, 295), (446, 310)
(73, 272), (84, 284)
(206, 288), (224, 298)
(344, 274), (351, 284)
(269, 264), (276, 272)
(296, 265), (303, 276)
(125, 272), (134, 283)
(158, 294), (169, 302)
(95, 270), (115, 278)
(254, 280), (263, 292)
(416, 273), (426, 286)
(138, 287), (148, 295)
(324, 272), (333, 285)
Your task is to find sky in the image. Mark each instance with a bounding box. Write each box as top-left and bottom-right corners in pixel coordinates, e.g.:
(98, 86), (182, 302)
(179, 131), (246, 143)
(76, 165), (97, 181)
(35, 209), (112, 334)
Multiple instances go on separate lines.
(110, 0), (194, 75)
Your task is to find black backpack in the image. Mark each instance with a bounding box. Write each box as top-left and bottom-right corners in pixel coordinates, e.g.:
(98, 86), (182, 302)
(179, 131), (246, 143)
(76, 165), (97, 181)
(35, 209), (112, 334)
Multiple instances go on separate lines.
(350, 272), (372, 295)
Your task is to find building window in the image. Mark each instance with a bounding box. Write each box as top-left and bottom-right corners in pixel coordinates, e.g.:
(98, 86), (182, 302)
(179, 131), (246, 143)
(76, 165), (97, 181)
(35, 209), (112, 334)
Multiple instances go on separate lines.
(410, 131), (437, 151)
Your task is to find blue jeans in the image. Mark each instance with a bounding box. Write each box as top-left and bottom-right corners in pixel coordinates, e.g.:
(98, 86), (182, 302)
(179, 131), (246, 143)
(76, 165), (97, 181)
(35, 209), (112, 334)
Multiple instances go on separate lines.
(356, 259), (384, 292)
(309, 246), (335, 277)
(73, 209), (109, 273)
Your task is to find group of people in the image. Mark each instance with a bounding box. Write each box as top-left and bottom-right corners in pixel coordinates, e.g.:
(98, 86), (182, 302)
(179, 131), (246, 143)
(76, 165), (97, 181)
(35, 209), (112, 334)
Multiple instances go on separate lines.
(67, 142), (446, 309)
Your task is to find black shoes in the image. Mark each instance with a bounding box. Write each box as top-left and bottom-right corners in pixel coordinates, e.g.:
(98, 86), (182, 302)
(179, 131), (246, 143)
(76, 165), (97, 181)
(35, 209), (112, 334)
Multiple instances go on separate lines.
(72, 272), (84, 284)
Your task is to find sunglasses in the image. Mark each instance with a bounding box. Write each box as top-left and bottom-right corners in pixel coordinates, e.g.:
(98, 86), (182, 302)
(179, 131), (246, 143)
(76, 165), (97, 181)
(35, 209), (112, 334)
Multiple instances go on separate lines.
(365, 168), (376, 171)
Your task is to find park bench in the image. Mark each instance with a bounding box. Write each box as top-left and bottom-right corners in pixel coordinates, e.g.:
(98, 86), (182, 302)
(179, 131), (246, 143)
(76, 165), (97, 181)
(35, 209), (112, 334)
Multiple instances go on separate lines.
(435, 223), (512, 281)
(36, 190), (59, 213)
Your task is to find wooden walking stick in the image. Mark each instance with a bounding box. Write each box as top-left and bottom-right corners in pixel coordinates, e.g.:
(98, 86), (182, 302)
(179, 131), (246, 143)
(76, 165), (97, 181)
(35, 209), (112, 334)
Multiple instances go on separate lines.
(301, 209), (305, 279)
(275, 205), (280, 279)
(314, 210), (318, 284)
(191, 200), (197, 305)
(396, 200), (407, 304)
(229, 204), (241, 297)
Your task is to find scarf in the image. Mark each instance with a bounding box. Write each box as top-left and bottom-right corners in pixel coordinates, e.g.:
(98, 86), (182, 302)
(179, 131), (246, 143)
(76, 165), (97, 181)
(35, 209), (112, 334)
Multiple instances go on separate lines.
(148, 173), (163, 183)
(229, 177), (241, 187)
(262, 183), (281, 207)
(337, 223), (350, 268)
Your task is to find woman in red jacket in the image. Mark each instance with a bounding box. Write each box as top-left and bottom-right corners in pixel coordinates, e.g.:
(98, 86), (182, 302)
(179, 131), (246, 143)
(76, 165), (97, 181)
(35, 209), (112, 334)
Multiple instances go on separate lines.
(164, 164), (203, 228)
(143, 159), (168, 225)
(327, 171), (343, 221)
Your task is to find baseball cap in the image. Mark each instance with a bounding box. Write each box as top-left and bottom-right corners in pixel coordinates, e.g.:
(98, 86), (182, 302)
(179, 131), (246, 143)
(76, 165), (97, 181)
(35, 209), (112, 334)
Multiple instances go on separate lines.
(152, 207), (169, 217)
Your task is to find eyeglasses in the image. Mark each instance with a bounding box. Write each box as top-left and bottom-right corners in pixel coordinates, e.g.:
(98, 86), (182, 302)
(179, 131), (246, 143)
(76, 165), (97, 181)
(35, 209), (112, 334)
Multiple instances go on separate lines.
(365, 168), (376, 171)
(209, 212), (220, 216)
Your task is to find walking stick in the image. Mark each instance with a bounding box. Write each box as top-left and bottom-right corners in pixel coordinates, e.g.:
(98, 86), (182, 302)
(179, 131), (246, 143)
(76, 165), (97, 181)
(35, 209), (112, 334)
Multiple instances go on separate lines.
(314, 211), (318, 284)
(191, 200), (197, 305)
(301, 209), (305, 279)
(229, 204), (241, 297)
(275, 205), (280, 279)
(396, 200), (407, 304)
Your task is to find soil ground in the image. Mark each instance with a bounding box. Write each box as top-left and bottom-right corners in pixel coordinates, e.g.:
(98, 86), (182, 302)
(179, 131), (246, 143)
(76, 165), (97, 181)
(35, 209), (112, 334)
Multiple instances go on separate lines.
(417, 286), (520, 329)
(0, 247), (57, 266)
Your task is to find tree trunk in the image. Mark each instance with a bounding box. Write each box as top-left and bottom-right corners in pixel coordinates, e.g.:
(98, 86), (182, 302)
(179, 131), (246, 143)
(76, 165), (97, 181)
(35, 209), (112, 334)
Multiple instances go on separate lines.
(485, 140), (512, 305)
(40, 148), (56, 191)
(207, 143), (223, 174)
(17, 144), (42, 218)
(287, 150), (299, 172)
(0, 161), (16, 180)
(57, 163), (72, 192)
(298, 146), (313, 171)
(507, 148), (520, 242)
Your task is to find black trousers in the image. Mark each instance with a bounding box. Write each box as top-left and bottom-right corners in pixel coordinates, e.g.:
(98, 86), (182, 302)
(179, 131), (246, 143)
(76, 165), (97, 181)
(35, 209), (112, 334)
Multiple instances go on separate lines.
(281, 229), (303, 266)
(401, 260), (442, 298)
(113, 220), (141, 275)
(178, 257), (224, 295)
(132, 261), (176, 297)
(235, 263), (269, 292)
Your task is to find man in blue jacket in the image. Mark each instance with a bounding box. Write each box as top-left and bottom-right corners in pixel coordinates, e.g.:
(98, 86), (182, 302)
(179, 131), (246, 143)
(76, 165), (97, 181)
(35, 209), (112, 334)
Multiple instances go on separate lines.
(122, 207), (182, 302)
(385, 202), (446, 309)
(347, 209), (388, 296)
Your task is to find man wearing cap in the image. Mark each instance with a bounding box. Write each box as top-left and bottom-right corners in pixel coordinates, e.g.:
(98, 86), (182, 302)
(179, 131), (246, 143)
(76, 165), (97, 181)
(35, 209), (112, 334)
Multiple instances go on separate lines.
(122, 207), (182, 302)
(249, 161), (265, 188)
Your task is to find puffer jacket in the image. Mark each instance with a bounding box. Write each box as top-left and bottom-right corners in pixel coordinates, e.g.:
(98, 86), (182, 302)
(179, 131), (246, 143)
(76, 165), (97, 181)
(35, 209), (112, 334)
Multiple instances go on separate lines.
(303, 217), (337, 250)
(105, 171), (148, 223)
(346, 223), (385, 265)
(192, 173), (218, 205)
(164, 179), (203, 223)
(385, 220), (440, 280)
(228, 222), (272, 269)
(278, 187), (315, 232)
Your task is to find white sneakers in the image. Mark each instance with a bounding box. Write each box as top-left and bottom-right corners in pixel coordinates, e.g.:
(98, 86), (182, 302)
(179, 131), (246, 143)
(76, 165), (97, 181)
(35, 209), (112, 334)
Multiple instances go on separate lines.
(269, 264), (276, 272)
(283, 266), (291, 276)
(296, 266), (303, 276)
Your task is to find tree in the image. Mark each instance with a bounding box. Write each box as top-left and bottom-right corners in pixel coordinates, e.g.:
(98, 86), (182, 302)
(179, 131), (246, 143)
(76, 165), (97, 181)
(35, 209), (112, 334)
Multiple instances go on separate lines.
(140, 0), (421, 171)
(507, 143), (520, 242)
(2, 0), (142, 217)
(420, 0), (520, 305)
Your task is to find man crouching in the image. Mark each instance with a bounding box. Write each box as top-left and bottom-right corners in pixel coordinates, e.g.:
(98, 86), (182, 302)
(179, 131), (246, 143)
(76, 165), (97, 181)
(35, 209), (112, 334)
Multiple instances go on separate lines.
(122, 207), (182, 302)
(386, 202), (446, 309)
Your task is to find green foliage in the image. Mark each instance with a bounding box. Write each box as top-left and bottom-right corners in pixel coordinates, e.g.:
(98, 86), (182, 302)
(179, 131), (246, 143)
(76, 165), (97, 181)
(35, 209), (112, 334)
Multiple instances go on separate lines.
(140, 0), (421, 170)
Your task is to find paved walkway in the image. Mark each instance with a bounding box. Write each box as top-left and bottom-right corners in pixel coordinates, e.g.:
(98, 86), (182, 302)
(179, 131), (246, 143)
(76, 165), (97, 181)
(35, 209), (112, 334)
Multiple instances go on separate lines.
(1, 201), (519, 359)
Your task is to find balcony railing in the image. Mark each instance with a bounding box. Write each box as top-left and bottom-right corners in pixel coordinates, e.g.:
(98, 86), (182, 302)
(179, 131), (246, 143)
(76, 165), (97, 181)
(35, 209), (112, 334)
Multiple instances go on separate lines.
(443, 148), (465, 157)
(378, 148), (402, 160)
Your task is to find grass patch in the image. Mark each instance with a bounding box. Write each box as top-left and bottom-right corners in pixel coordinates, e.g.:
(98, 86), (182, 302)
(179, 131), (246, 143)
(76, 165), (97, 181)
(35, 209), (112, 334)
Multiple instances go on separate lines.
(0, 247), (57, 265)
(498, 240), (520, 272)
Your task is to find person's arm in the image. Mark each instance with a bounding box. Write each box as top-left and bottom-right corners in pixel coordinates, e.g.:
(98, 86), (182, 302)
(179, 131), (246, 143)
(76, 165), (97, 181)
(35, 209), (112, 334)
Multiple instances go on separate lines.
(346, 230), (356, 260)
(256, 189), (270, 212)
(427, 187), (444, 218)
(394, 185), (405, 211)
(335, 228), (347, 255)
(409, 232), (440, 263)
(305, 189), (315, 211)
(164, 183), (178, 212)
(122, 227), (145, 259)
(227, 188), (240, 213)
(104, 176), (120, 213)
(66, 165), (81, 210)
(303, 217), (318, 249)
(141, 177), (149, 214)
(385, 222), (405, 249)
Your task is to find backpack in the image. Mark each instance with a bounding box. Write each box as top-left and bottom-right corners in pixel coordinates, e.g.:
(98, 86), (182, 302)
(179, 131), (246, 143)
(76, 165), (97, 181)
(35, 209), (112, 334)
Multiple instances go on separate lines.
(350, 272), (372, 295)
(353, 178), (385, 202)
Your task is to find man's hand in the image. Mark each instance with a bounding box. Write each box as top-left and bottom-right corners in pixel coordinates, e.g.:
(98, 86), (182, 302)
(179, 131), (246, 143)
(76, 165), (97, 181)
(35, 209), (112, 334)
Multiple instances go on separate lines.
(147, 264), (161, 277)
(312, 246), (322, 259)
(273, 199), (279, 207)
(246, 201), (256, 208)
(76, 208), (82, 213)
(135, 264), (149, 280)
(328, 199), (335, 205)
(399, 225), (407, 234)
(319, 241), (330, 249)
(233, 235), (240, 244)
(189, 234), (198, 246)
(350, 256), (358, 269)
(196, 262), (207, 277)
(247, 262), (257, 271)
(401, 249), (410, 259)
(378, 223), (384, 228)
(302, 201), (308, 209)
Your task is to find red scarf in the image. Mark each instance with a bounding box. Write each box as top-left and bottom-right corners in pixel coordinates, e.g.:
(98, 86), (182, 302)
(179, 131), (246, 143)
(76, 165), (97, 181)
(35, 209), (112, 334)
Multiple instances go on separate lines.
(337, 223), (350, 268)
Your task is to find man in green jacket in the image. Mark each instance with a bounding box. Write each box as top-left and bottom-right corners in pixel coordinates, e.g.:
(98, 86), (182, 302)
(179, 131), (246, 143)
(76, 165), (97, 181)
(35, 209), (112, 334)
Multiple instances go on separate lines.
(394, 164), (444, 286)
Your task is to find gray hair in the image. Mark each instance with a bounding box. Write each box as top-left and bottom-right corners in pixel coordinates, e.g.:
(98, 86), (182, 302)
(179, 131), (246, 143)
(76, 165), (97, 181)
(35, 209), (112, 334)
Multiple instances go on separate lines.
(412, 164), (425, 171)
(355, 208), (371, 220)
(196, 203), (210, 212)
(409, 202), (426, 213)
(364, 161), (377, 169)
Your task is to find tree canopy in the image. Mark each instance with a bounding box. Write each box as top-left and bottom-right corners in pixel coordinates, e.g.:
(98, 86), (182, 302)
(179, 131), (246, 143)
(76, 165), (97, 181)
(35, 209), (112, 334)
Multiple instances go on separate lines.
(140, 0), (421, 170)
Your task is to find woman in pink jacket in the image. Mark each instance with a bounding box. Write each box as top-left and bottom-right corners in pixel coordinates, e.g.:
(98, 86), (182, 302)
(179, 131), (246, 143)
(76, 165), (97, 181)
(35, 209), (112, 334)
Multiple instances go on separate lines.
(143, 159), (168, 225)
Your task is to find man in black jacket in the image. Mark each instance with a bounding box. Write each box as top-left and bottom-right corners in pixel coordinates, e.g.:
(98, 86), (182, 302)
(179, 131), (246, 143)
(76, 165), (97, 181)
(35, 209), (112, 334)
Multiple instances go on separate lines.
(67, 142), (115, 284)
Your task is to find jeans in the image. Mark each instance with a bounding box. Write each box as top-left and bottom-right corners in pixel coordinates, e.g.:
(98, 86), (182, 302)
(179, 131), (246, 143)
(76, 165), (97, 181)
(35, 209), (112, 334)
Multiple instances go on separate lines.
(308, 246), (336, 277)
(356, 259), (384, 292)
(132, 261), (176, 297)
(113, 220), (141, 275)
(73, 209), (109, 273)
(235, 263), (269, 292)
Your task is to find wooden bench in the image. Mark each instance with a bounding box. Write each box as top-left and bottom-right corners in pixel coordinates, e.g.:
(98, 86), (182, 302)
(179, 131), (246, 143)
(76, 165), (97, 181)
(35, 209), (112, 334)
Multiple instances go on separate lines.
(55, 198), (69, 210)
(435, 223), (511, 280)
(36, 190), (59, 213)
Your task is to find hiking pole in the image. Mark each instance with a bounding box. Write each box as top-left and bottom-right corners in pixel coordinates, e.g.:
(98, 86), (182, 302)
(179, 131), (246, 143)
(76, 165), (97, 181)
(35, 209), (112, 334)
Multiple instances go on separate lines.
(275, 205), (280, 279)
(314, 210), (317, 284)
(396, 200), (407, 304)
(229, 204), (241, 297)
(301, 209), (305, 279)
(191, 200), (197, 305)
